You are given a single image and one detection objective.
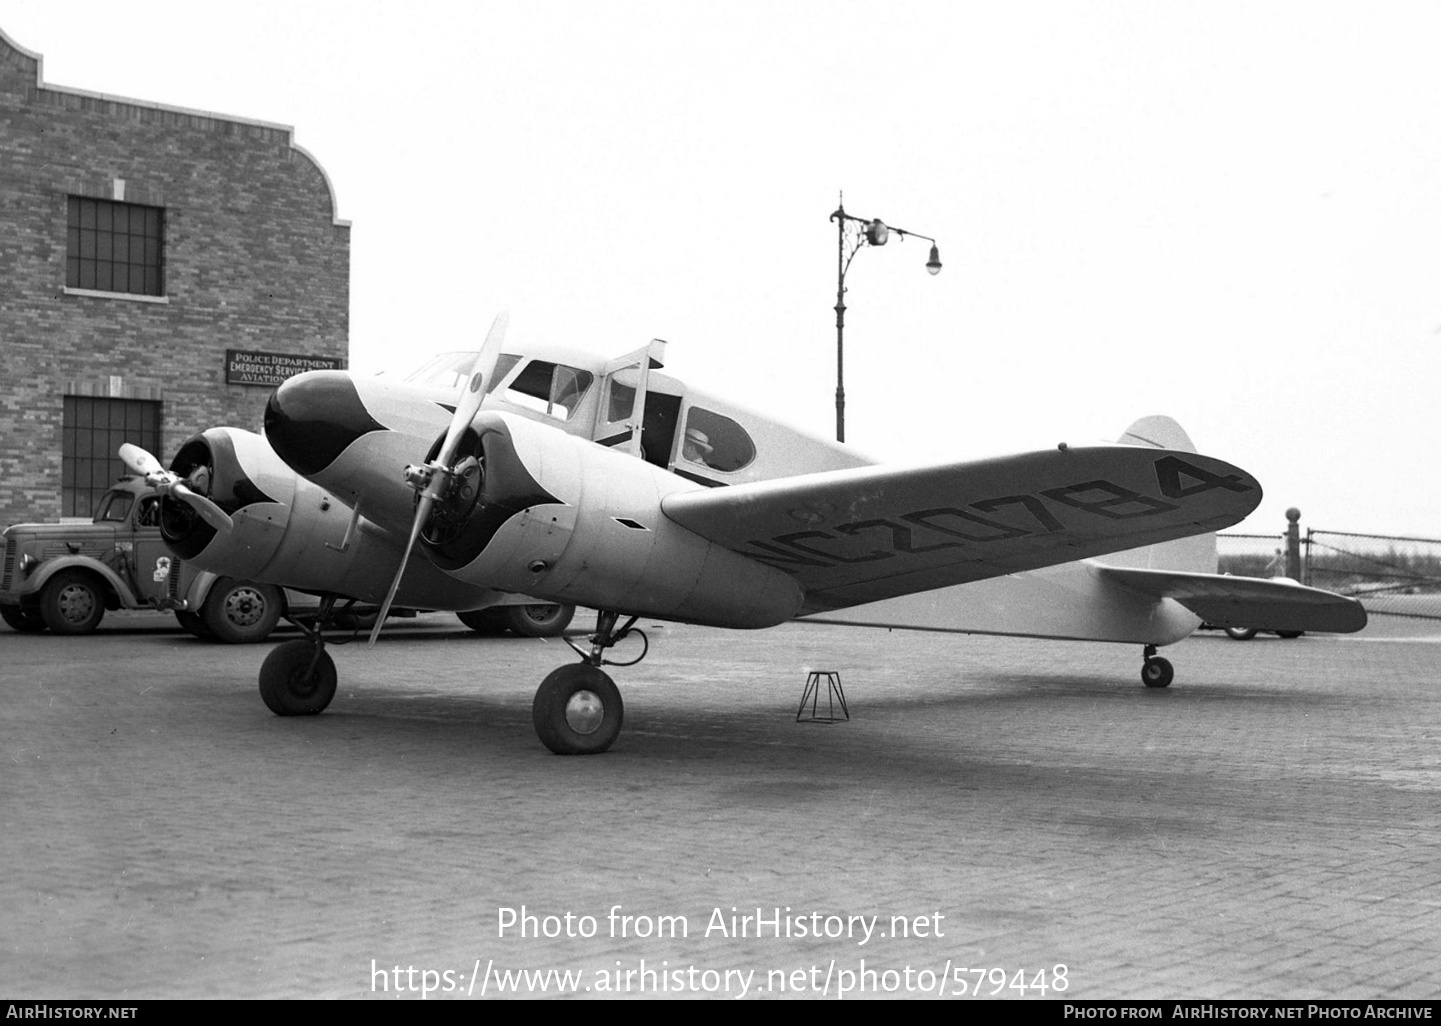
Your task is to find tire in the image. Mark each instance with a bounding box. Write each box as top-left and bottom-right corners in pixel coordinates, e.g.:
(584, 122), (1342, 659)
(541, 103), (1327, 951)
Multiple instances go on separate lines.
(258, 639), (337, 715)
(202, 579), (283, 644)
(1276, 630), (1304, 639)
(175, 610), (214, 639)
(39, 570), (106, 634)
(532, 663), (623, 755)
(1, 605), (48, 633)
(1142, 657), (1174, 689)
(504, 603), (575, 638)
(1224, 626), (1258, 641)
(457, 608), (508, 633)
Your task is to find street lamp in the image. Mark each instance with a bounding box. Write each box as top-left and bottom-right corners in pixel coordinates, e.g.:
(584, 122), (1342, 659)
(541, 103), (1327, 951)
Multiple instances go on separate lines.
(829, 195), (941, 443)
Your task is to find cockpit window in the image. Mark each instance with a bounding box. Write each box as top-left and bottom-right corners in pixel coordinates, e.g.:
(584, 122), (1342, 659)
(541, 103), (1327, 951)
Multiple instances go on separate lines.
(680, 407), (755, 473)
(607, 381), (636, 422)
(95, 491), (133, 522)
(402, 351), (521, 394)
(499, 360), (595, 421)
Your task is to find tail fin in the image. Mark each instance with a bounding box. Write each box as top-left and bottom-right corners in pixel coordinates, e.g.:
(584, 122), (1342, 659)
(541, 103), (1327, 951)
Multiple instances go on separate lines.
(1097, 415), (1219, 573)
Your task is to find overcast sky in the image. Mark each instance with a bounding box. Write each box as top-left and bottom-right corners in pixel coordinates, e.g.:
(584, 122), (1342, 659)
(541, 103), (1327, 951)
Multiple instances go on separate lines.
(7, 1), (1440, 537)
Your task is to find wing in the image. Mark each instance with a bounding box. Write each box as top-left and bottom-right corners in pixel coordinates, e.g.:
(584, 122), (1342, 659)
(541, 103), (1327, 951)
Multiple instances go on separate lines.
(1095, 566), (1367, 633)
(661, 444), (1261, 614)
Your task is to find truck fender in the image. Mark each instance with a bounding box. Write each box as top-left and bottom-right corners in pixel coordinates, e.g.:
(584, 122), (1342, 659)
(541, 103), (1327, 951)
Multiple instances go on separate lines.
(20, 556), (138, 609)
(181, 569), (225, 610)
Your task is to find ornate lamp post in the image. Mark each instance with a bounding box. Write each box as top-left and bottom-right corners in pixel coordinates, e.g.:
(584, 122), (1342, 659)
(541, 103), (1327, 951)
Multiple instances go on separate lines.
(830, 195), (941, 443)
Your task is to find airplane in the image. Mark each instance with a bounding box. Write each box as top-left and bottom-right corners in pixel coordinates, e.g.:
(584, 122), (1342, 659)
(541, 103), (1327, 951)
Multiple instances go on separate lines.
(125, 314), (1366, 754)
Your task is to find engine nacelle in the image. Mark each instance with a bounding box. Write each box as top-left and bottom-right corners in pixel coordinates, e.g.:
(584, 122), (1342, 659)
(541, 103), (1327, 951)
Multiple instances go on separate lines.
(423, 413), (805, 628)
(161, 427), (494, 609)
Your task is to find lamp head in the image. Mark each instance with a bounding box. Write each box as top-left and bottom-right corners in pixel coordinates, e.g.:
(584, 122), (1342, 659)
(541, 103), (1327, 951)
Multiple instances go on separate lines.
(926, 244), (942, 275)
(865, 219), (889, 246)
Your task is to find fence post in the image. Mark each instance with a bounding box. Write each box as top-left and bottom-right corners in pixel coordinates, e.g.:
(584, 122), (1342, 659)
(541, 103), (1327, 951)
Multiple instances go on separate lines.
(1285, 507), (1302, 582)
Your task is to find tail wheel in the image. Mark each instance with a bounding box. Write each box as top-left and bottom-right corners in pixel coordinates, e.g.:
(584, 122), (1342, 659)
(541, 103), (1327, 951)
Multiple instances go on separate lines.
(533, 663), (623, 755)
(1142, 657), (1174, 689)
(39, 570), (106, 634)
(1224, 626), (1258, 641)
(259, 639), (337, 715)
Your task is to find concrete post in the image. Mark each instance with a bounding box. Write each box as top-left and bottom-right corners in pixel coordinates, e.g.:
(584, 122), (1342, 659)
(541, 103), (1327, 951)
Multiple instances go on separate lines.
(1285, 507), (1303, 582)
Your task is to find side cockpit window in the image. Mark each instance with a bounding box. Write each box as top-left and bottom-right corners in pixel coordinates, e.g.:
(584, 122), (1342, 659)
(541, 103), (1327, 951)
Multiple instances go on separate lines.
(680, 407), (755, 473)
(500, 360), (595, 422)
(136, 496), (160, 527)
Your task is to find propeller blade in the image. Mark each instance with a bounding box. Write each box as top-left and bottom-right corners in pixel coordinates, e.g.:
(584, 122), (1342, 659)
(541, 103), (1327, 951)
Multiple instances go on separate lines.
(368, 312), (509, 647)
(170, 482), (234, 534)
(119, 443), (166, 481)
(435, 311), (508, 469)
(366, 493), (435, 647)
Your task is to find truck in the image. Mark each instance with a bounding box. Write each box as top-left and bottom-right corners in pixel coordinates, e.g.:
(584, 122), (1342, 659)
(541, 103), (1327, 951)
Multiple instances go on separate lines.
(1, 476), (285, 641)
(2, 475), (578, 642)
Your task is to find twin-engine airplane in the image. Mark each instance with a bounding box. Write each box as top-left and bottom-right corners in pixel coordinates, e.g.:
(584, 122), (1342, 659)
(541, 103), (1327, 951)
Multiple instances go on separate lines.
(126, 315), (1365, 754)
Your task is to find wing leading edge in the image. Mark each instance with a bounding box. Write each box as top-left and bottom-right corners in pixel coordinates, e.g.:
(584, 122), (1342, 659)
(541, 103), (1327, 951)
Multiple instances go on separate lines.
(660, 444), (1262, 615)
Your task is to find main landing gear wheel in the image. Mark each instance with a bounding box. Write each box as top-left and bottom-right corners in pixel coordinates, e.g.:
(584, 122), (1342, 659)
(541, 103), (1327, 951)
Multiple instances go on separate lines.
(259, 638), (337, 715)
(1225, 626), (1259, 641)
(533, 609), (645, 754)
(533, 663), (624, 755)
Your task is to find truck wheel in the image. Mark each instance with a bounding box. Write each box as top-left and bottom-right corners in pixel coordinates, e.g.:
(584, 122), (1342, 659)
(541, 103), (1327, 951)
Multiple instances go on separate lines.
(2, 605), (48, 633)
(175, 610), (214, 639)
(504, 603), (576, 638)
(39, 570), (106, 634)
(457, 608), (508, 634)
(203, 579), (283, 644)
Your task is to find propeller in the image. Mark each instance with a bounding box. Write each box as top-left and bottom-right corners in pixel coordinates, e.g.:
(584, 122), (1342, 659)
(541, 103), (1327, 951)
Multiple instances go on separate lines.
(367, 311), (510, 646)
(118, 442), (234, 534)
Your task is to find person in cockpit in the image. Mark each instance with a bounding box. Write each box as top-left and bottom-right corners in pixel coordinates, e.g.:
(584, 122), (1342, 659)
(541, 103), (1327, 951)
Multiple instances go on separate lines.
(682, 427), (714, 466)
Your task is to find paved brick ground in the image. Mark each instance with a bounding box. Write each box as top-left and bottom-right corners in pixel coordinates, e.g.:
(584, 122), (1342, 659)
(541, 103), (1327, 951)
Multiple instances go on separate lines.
(2, 610), (1438, 1000)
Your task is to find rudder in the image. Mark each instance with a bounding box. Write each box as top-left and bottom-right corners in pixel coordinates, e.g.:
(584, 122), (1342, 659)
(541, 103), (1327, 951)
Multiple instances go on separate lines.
(1096, 415), (1218, 573)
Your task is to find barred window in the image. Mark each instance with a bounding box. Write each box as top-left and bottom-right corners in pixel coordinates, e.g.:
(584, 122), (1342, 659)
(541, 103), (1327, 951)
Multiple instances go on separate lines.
(67, 197), (165, 296)
(62, 397), (163, 517)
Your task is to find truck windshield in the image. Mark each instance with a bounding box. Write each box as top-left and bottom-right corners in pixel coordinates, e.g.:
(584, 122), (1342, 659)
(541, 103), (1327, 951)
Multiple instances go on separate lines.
(95, 491), (133, 522)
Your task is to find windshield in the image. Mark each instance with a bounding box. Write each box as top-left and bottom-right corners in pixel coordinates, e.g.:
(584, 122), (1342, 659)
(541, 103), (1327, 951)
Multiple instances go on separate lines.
(95, 491), (134, 522)
(402, 351), (520, 393)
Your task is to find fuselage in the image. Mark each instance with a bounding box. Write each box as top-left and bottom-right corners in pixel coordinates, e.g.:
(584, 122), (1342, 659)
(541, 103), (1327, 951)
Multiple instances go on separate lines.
(167, 340), (1211, 643)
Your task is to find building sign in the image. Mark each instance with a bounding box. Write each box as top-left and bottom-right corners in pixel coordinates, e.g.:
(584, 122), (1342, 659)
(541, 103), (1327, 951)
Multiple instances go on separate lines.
(225, 349), (345, 387)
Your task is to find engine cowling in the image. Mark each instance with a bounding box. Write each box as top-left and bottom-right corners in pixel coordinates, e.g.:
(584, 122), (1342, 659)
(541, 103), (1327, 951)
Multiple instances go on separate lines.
(161, 427), (494, 610)
(419, 413), (805, 629)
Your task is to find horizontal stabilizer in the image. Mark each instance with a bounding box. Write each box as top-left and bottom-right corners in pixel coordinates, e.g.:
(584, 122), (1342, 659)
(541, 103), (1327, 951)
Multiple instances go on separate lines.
(1095, 566), (1367, 634)
(662, 443), (1262, 615)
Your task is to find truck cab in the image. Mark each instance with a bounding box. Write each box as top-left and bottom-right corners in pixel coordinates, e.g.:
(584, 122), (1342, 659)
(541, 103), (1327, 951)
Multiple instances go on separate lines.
(1, 476), (285, 641)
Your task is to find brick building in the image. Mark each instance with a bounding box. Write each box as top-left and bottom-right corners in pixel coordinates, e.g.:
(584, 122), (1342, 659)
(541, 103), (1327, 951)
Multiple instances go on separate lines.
(0, 27), (350, 525)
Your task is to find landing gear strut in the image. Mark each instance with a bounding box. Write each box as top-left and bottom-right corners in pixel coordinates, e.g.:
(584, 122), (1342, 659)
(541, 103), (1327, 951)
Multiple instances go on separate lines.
(532, 610), (646, 755)
(258, 595), (340, 715)
(1141, 644), (1174, 689)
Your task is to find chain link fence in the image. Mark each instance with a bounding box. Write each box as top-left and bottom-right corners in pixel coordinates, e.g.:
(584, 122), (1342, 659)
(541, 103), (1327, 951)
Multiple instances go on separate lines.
(1218, 528), (1441, 622)
(1305, 530), (1441, 621)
